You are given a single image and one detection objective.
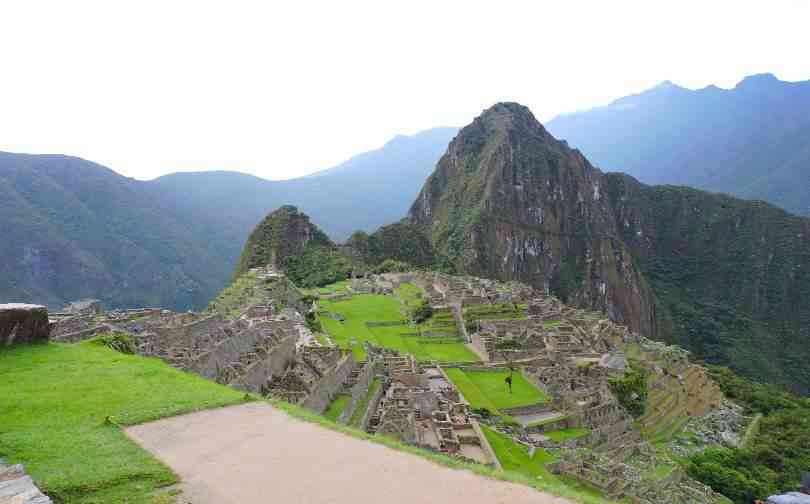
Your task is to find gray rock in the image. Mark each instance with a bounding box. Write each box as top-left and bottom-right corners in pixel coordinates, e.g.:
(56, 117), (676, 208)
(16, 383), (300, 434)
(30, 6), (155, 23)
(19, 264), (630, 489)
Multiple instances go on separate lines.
(0, 304), (51, 347)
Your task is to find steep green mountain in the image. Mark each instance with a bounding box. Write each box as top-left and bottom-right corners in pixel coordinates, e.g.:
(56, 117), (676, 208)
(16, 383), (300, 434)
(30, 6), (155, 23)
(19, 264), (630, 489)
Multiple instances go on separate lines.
(546, 73), (810, 216)
(0, 152), (229, 310)
(235, 205), (353, 288)
(0, 128), (454, 310)
(402, 102), (810, 394)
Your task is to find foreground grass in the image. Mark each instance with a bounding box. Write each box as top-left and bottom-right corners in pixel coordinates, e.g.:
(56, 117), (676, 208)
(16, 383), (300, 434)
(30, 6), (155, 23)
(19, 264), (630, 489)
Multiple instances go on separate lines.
(444, 368), (547, 412)
(0, 342), (247, 503)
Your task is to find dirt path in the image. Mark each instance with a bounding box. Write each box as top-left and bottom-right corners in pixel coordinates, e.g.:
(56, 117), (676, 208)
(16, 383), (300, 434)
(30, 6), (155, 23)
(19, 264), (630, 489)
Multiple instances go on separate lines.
(126, 402), (574, 504)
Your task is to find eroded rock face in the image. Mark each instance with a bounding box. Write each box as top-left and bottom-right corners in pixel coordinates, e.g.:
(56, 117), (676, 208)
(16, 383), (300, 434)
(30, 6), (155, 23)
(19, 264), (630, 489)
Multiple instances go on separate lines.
(0, 304), (51, 346)
(408, 102), (656, 337)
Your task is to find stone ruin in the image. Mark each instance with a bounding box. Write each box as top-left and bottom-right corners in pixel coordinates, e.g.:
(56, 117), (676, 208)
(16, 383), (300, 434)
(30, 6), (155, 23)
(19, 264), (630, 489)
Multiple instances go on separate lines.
(361, 344), (496, 466)
(0, 304), (51, 347)
(0, 462), (52, 504)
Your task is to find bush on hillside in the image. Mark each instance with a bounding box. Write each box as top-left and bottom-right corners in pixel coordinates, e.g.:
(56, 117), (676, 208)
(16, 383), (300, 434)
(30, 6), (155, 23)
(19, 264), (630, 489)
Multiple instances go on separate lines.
(282, 245), (354, 288)
(608, 364), (647, 417)
(686, 367), (810, 503)
(411, 301), (434, 324)
(371, 259), (412, 274)
(92, 333), (136, 354)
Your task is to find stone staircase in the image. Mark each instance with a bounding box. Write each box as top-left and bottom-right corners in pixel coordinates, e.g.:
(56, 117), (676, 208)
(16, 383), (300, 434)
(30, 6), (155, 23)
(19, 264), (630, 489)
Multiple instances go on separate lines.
(0, 463), (51, 504)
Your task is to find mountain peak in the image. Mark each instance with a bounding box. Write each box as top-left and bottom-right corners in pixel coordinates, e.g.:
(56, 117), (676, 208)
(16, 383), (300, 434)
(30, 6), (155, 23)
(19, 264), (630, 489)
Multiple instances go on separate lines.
(476, 102), (537, 126)
(736, 72), (781, 89)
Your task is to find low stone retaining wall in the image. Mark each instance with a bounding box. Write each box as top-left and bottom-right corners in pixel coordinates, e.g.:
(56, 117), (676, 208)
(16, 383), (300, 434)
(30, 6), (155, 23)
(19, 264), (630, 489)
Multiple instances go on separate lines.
(302, 353), (356, 414)
(501, 402), (554, 416)
(228, 335), (297, 393)
(365, 321), (408, 327)
(359, 381), (385, 431)
(339, 360), (377, 424)
(0, 304), (51, 346)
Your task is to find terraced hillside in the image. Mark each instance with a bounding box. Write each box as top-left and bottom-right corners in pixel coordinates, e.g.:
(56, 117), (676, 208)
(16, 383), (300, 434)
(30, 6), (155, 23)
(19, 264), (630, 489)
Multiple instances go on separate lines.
(316, 281), (479, 363)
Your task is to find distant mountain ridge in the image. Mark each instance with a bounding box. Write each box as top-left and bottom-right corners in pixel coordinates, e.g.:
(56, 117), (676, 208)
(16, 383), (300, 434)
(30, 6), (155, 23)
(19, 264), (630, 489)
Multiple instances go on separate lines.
(547, 73), (810, 216)
(0, 127), (457, 310)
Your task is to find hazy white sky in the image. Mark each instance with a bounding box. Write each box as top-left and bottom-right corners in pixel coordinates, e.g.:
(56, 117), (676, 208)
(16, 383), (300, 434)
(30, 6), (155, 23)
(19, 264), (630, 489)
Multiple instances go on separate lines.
(1, 1), (809, 181)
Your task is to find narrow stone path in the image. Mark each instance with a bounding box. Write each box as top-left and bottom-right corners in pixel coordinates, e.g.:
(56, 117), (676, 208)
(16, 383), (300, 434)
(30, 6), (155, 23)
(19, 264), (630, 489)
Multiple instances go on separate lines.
(126, 402), (573, 504)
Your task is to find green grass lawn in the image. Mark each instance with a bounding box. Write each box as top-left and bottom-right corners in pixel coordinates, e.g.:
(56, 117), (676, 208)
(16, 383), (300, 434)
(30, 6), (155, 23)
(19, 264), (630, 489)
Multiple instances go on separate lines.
(481, 426), (621, 504)
(0, 341), (247, 503)
(481, 424), (553, 478)
(444, 368), (547, 413)
(544, 428), (591, 443)
(323, 394), (351, 422)
(318, 284), (478, 363)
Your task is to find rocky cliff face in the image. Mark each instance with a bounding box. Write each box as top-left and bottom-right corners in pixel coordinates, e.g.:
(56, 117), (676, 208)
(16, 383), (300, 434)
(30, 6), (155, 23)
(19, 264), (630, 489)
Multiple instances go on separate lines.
(409, 103), (656, 337)
(406, 102), (810, 394)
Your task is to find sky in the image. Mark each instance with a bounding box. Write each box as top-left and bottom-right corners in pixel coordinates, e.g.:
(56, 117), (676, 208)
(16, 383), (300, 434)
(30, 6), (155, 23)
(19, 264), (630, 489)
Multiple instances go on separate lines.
(1, 1), (809, 181)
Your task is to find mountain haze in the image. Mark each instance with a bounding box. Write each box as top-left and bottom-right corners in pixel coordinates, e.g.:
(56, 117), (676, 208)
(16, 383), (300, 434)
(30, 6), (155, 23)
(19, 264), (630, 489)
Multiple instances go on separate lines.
(547, 73), (810, 216)
(0, 128), (455, 310)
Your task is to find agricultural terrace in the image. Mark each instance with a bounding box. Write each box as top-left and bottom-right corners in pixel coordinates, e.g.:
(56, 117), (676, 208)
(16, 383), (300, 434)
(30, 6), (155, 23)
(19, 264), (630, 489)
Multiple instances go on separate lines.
(0, 340), (247, 503)
(443, 368), (547, 413)
(316, 282), (479, 363)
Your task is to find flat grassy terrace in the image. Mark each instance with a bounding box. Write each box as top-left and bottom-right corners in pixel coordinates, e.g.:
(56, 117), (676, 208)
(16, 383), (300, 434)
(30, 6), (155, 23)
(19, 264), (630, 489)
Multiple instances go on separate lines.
(481, 426), (622, 504)
(323, 394), (351, 422)
(444, 368), (547, 414)
(0, 341), (247, 503)
(318, 282), (478, 363)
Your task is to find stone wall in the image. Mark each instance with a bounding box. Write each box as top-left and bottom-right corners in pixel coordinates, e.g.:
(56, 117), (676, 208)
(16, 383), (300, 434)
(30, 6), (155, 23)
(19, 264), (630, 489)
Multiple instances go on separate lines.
(302, 352), (356, 414)
(0, 304), (50, 347)
(150, 314), (224, 348)
(359, 382), (385, 431)
(224, 334), (297, 393)
(338, 359), (377, 424)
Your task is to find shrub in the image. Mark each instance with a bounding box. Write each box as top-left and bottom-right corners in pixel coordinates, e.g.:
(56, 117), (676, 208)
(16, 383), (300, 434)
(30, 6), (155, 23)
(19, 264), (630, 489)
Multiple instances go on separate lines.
(608, 364), (647, 417)
(411, 301), (434, 324)
(93, 333), (136, 354)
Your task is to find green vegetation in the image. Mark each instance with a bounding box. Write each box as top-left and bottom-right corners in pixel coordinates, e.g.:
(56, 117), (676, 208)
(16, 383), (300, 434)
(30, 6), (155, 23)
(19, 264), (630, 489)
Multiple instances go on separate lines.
(608, 364), (647, 417)
(0, 342), (247, 503)
(371, 259), (412, 274)
(282, 245), (354, 288)
(444, 368), (546, 414)
(207, 271), (265, 317)
(347, 222), (436, 268)
(317, 283), (478, 363)
(349, 379), (381, 427)
(545, 428), (591, 443)
(481, 424), (553, 478)
(685, 367), (810, 503)
(410, 300), (434, 323)
(91, 332), (136, 354)
(323, 394), (351, 422)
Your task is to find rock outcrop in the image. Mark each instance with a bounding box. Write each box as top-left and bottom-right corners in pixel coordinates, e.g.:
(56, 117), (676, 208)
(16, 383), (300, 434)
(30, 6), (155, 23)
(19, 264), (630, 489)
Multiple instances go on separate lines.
(0, 462), (52, 503)
(0, 304), (50, 346)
